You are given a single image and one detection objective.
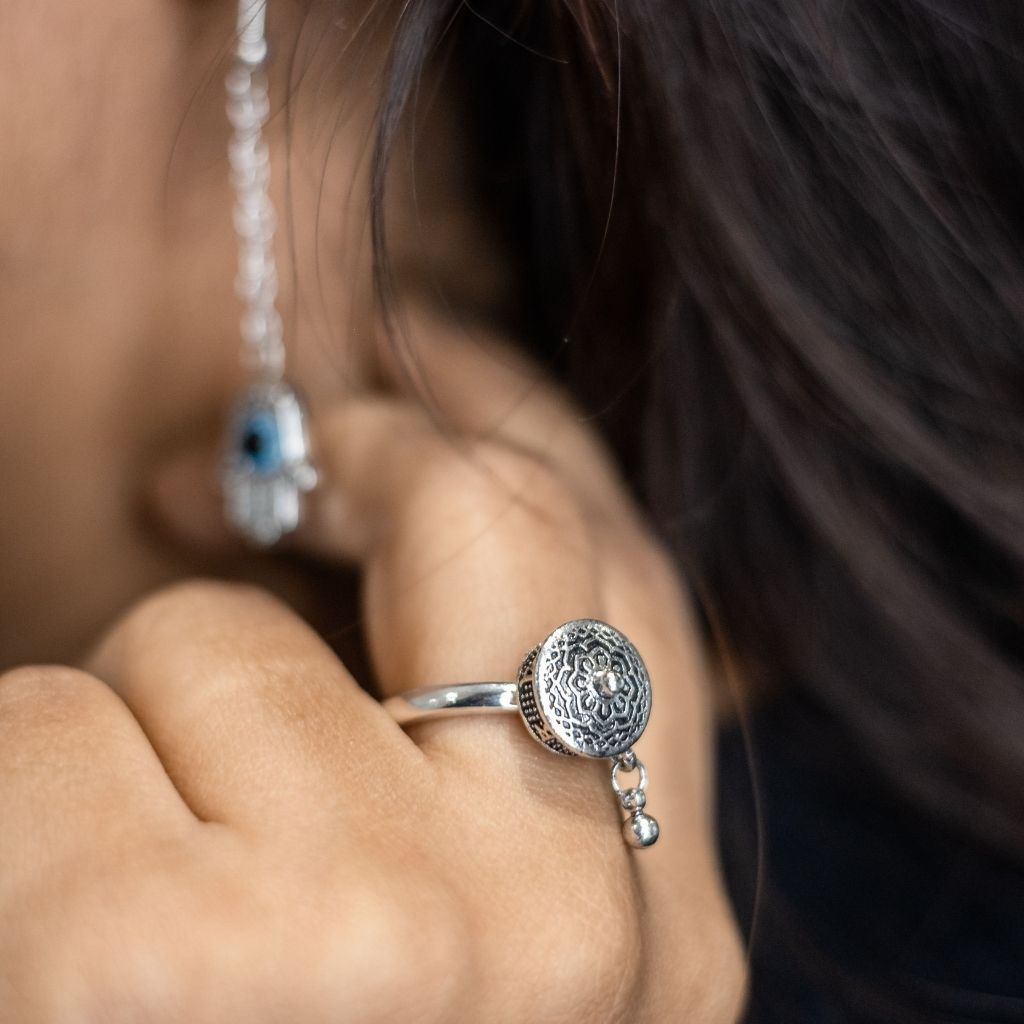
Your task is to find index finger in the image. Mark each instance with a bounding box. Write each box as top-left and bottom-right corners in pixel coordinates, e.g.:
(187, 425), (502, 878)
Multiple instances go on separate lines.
(374, 311), (640, 523)
(307, 397), (607, 690)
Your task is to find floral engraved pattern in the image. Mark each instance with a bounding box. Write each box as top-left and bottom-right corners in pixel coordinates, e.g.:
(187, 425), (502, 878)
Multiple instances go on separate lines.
(531, 620), (652, 758)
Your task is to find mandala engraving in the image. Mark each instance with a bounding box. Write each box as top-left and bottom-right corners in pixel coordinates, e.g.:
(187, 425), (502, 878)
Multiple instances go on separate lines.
(520, 620), (652, 759)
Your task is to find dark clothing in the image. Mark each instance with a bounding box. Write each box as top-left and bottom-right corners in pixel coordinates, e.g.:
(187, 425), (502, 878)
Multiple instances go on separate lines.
(716, 694), (1024, 1023)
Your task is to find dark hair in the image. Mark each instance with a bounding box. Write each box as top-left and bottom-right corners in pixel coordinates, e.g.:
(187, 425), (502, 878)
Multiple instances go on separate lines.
(366, 0), (1024, 991)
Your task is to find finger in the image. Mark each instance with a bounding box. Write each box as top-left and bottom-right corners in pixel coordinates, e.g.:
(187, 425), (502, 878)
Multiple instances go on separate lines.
(299, 397), (632, 825)
(0, 666), (194, 898)
(377, 312), (635, 520)
(309, 397), (605, 674)
(310, 393), (721, 853)
(85, 580), (417, 836)
(377, 321), (715, 812)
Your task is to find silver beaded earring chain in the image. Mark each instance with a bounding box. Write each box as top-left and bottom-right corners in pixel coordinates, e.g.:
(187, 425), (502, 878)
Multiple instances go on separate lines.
(221, 0), (317, 546)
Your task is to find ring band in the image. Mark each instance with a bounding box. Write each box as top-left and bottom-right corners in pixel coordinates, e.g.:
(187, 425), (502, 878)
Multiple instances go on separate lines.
(385, 682), (518, 723)
(383, 619), (660, 849)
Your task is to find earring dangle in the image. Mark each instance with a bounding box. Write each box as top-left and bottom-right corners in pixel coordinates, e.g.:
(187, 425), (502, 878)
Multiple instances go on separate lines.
(221, 0), (317, 546)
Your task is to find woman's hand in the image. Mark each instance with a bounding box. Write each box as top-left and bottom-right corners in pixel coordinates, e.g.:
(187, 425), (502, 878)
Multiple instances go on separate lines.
(0, 320), (745, 1022)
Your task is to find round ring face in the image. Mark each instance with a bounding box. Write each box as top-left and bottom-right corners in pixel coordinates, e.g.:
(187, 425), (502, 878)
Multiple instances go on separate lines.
(532, 619), (652, 758)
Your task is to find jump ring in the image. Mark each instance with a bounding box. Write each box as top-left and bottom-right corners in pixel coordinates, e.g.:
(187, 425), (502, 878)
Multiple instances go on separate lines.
(611, 759), (649, 798)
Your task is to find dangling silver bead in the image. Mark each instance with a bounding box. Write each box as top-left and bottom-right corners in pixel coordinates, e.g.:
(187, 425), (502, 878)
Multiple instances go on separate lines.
(623, 811), (660, 848)
(611, 748), (659, 848)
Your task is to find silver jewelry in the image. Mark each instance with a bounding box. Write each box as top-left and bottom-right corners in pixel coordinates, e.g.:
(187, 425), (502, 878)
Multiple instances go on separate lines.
(385, 619), (660, 849)
(221, 0), (317, 546)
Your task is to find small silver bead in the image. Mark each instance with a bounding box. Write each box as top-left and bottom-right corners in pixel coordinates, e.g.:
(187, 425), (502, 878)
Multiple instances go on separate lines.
(623, 812), (660, 848)
(621, 788), (646, 812)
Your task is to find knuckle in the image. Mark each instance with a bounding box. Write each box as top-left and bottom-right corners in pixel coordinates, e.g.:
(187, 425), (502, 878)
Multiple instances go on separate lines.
(96, 578), (280, 656)
(534, 864), (643, 1022)
(0, 665), (117, 732)
(0, 663), (97, 700)
(577, 897), (643, 1018)
(2, 852), (192, 1024)
(313, 872), (469, 1023)
(382, 883), (468, 1018)
(123, 577), (275, 628)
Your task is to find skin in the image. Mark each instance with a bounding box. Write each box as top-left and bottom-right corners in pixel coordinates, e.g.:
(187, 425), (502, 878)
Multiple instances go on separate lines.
(0, 0), (746, 1019)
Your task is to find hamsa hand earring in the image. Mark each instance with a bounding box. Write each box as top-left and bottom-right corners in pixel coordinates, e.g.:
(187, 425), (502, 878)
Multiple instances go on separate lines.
(221, 0), (317, 546)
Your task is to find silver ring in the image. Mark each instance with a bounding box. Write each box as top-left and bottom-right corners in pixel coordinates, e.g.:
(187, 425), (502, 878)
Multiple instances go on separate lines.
(385, 682), (518, 723)
(383, 618), (660, 849)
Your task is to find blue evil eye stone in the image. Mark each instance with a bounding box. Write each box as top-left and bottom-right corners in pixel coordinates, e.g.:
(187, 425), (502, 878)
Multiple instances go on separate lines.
(238, 410), (282, 475)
